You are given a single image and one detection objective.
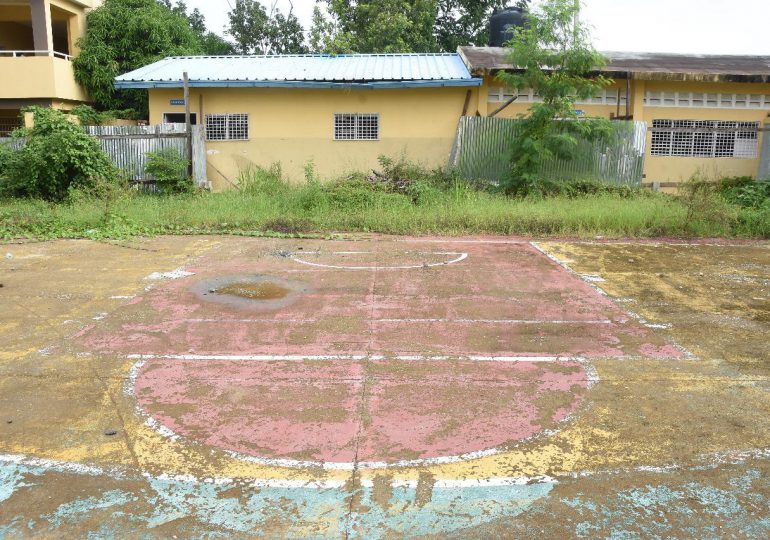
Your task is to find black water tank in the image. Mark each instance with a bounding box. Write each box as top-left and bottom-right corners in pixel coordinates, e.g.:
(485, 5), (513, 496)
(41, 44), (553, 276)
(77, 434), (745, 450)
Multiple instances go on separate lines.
(489, 6), (526, 47)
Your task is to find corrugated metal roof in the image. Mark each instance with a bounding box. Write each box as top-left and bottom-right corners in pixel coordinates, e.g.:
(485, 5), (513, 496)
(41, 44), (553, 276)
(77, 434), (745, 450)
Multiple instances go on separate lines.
(115, 54), (481, 89)
(458, 46), (770, 83)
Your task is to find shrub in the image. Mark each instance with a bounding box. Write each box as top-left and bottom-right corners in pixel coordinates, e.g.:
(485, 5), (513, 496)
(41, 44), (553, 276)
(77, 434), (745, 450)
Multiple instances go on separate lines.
(719, 176), (770, 209)
(679, 173), (737, 232)
(238, 164), (287, 196)
(145, 147), (191, 194)
(0, 107), (118, 201)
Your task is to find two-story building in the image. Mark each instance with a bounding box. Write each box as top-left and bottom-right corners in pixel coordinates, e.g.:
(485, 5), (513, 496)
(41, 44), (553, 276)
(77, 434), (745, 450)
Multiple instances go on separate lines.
(0, 0), (101, 135)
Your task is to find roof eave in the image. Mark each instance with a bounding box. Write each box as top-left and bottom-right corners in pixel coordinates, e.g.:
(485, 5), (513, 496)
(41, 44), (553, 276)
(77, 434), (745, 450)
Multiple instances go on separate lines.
(114, 78), (483, 90)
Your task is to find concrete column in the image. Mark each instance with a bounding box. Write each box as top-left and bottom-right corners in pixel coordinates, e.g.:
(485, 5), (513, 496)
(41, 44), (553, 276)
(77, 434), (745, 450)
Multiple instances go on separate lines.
(476, 75), (490, 117)
(631, 79), (646, 121)
(759, 123), (770, 181)
(30, 0), (53, 55)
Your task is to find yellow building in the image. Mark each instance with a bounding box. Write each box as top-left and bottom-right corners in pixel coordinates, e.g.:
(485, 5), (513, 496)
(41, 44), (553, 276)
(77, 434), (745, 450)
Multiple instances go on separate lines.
(115, 54), (482, 189)
(0, 0), (101, 135)
(459, 47), (770, 186)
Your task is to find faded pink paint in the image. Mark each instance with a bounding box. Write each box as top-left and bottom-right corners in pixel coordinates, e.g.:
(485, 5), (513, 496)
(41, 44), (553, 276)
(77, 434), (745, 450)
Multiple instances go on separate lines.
(79, 238), (685, 464)
(79, 241), (682, 359)
(134, 358), (588, 464)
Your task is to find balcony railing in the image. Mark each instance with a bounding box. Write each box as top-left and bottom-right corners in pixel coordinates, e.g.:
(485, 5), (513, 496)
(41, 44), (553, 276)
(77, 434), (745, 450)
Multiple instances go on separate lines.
(0, 50), (73, 61)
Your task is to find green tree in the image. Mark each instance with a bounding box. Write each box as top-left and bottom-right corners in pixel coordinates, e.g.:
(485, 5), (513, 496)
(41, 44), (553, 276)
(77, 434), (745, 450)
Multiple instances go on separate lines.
(496, 0), (612, 195)
(73, 0), (202, 115)
(324, 0), (438, 53)
(308, 5), (337, 53)
(159, 0), (235, 55)
(227, 0), (307, 55)
(322, 0), (531, 53)
(436, 0), (505, 51)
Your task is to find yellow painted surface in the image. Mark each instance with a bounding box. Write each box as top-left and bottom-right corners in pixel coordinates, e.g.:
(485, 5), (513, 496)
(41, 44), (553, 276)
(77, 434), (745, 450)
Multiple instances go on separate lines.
(639, 81), (770, 183)
(0, 0), (97, 104)
(0, 55), (89, 102)
(149, 86), (470, 189)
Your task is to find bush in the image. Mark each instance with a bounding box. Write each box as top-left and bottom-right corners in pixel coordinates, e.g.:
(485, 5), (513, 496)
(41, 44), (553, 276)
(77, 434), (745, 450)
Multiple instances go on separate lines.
(0, 107), (118, 201)
(145, 147), (191, 194)
(678, 173), (737, 232)
(719, 176), (770, 209)
(70, 105), (139, 126)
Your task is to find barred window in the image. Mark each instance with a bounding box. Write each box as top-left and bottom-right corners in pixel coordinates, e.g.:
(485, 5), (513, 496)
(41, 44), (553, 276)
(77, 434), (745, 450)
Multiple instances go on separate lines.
(205, 113), (249, 141)
(0, 117), (21, 137)
(334, 113), (379, 140)
(651, 119), (760, 158)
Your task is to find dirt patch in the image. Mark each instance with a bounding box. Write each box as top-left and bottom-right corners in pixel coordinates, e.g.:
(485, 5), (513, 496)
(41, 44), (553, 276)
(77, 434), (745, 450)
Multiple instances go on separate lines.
(215, 282), (292, 301)
(190, 274), (312, 311)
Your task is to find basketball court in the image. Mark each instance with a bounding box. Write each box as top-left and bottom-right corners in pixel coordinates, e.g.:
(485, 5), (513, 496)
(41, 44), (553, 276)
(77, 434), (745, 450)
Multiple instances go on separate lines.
(1, 236), (769, 537)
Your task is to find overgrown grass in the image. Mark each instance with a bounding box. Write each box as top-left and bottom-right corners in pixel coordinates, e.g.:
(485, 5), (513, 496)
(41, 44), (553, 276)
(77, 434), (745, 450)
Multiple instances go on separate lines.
(1, 164), (769, 241)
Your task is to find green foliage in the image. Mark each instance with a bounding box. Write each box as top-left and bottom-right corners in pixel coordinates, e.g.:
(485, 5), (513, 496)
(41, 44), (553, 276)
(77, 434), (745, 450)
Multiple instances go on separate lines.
(323, 0), (438, 53)
(678, 173), (738, 232)
(159, 0), (235, 54)
(145, 147), (191, 194)
(436, 0), (511, 52)
(73, 0), (203, 115)
(0, 108), (118, 201)
(497, 0), (613, 194)
(69, 105), (139, 126)
(3, 156), (769, 240)
(719, 177), (770, 209)
(227, 0), (307, 54)
(308, 5), (338, 53)
(320, 0), (530, 53)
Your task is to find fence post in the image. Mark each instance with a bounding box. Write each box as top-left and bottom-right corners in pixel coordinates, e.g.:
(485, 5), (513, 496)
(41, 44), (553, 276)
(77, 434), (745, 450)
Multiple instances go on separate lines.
(184, 72), (193, 180)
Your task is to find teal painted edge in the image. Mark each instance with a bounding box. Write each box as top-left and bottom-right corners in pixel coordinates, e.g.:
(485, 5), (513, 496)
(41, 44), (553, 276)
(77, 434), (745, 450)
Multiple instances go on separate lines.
(113, 79), (483, 90)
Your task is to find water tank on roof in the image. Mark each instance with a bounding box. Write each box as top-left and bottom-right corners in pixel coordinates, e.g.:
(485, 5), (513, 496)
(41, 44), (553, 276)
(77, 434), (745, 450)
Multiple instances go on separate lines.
(489, 6), (526, 47)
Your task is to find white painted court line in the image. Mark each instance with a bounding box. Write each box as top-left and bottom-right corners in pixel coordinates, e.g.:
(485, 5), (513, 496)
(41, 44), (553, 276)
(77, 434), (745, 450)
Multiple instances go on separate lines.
(529, 242), (695, 358)
(7, 445), (770, 488)
(125, 353), (590, 363)
(290, 251), (468, 270)
(123, 353), (598, 471)
(181, 318), (617, 325)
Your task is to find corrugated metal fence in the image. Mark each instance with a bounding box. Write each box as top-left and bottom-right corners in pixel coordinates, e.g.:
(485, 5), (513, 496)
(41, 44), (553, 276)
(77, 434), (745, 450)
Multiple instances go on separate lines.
(448, 117), (647, 187)
(85, 124), (207, 188)
(1, 123), (208, 188)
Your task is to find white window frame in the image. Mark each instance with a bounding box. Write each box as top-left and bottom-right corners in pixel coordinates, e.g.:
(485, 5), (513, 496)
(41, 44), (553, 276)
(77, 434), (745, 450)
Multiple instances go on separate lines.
(650, 119), (760, 159)
(645, 91), (770, 110)
(162, 112), (198, 125)
(204, 113), (249, 141)
(334, 113), (380, 141)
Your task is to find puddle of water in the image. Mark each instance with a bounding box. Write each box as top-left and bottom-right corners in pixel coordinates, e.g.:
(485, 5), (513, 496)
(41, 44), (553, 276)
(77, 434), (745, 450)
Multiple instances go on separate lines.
(214, 282), (292, 301)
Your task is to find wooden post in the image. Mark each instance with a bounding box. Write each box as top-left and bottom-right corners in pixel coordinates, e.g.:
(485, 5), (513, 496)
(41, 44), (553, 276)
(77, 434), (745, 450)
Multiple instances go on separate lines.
(183, 72), (193, 179)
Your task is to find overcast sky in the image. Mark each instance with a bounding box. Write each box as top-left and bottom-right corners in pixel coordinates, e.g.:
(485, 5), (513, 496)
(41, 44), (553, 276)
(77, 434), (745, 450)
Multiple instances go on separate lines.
(185, 0), (770, 55)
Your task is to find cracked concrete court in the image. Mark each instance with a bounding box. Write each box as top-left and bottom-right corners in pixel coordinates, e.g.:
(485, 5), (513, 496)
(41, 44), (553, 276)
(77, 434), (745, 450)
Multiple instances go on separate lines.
(1, 235), (769, 538)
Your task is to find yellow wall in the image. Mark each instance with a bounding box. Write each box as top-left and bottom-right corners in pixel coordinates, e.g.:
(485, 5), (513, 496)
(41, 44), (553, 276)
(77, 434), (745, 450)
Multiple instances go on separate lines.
(149, 87), (470, 190)
(0, 55), (89, 102)
(638, 81), (770, 184)
(0, 0), (97, 104)
(478, 75), (770, 185)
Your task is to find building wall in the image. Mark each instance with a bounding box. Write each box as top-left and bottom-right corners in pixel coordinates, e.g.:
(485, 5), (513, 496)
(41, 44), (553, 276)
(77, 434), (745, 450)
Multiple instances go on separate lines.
(0, 0), (99, 107)
(480, 75), (770, 185)
(149, 86), (470, 191)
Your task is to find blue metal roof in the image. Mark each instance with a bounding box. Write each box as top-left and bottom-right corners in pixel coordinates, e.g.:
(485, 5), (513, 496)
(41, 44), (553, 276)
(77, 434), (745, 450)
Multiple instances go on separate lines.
(114, 54), (481, 89)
